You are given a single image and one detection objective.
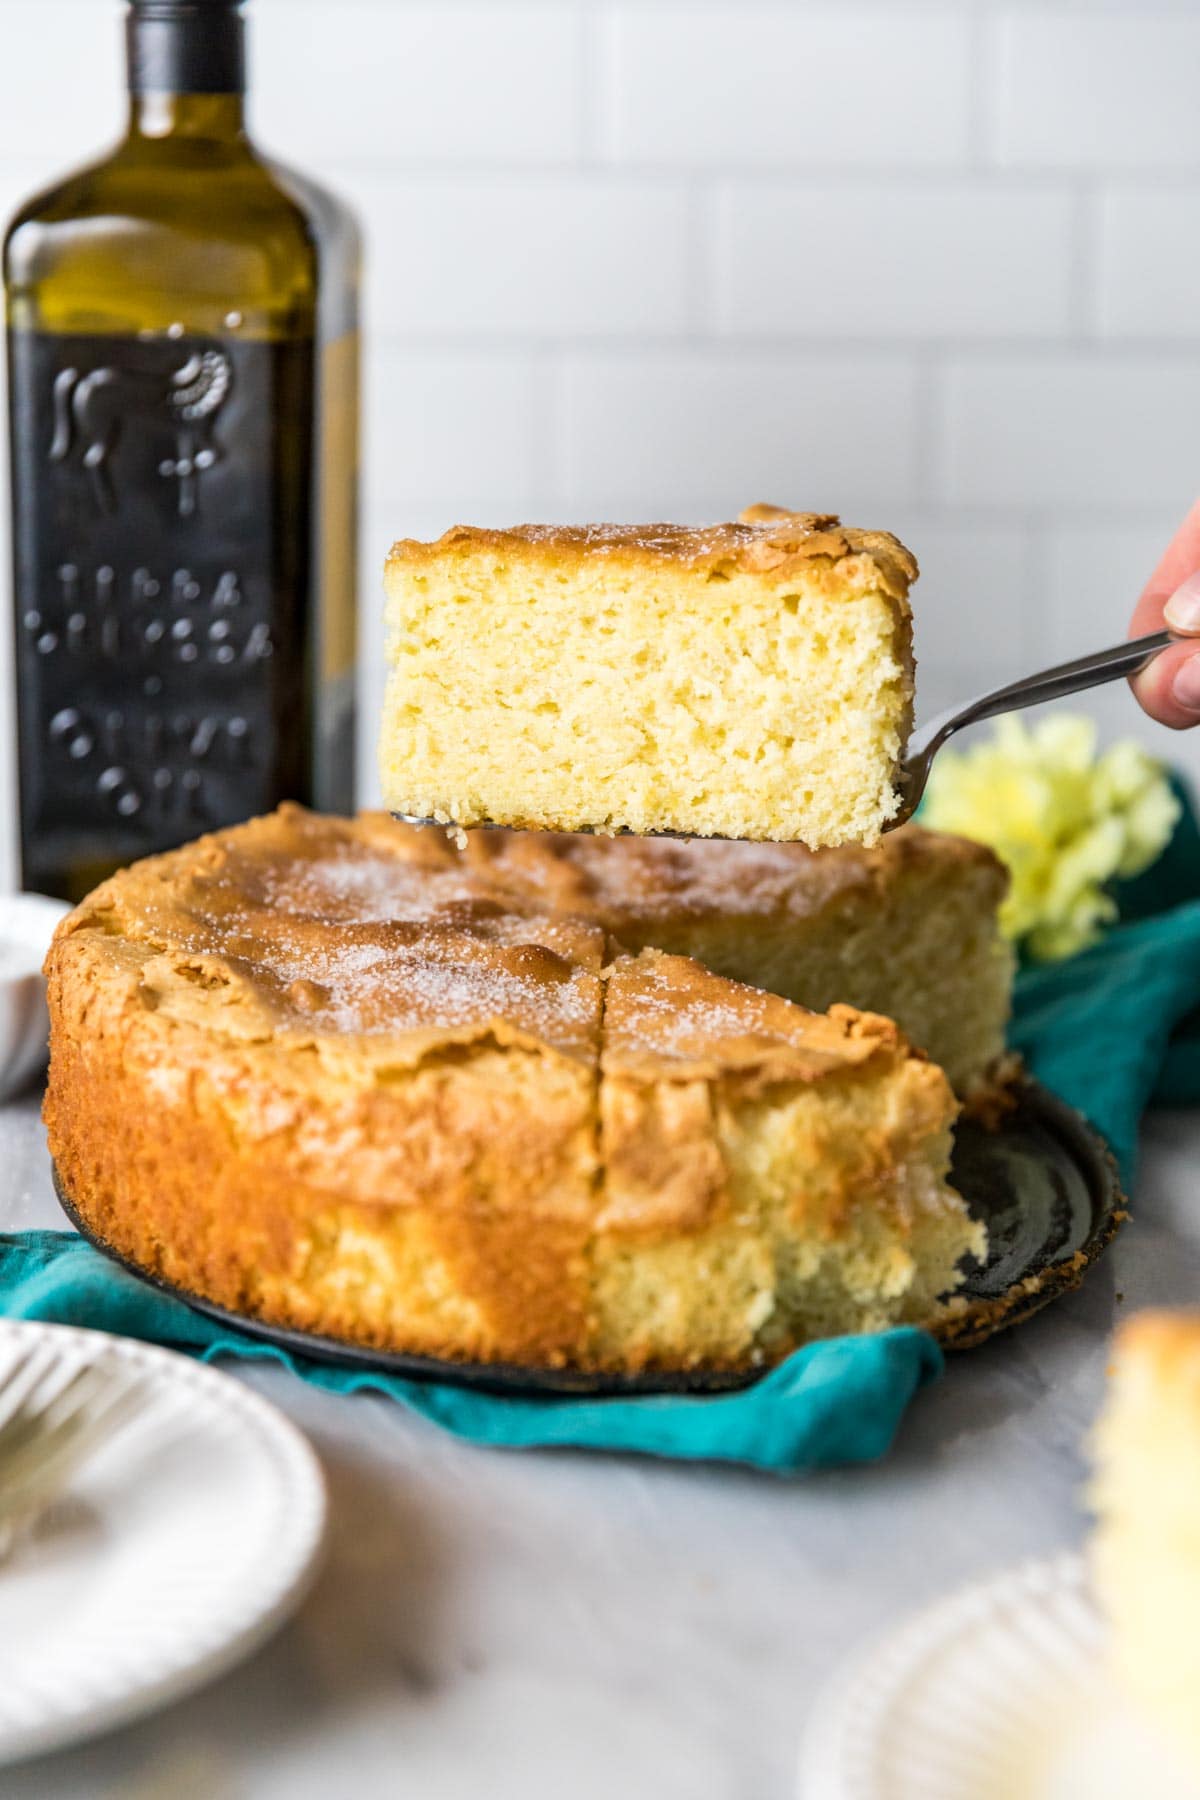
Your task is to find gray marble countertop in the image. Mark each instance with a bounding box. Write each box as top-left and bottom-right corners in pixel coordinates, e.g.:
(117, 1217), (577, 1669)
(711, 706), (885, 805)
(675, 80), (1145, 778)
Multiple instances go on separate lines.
(1, 1091), (1197, 1800)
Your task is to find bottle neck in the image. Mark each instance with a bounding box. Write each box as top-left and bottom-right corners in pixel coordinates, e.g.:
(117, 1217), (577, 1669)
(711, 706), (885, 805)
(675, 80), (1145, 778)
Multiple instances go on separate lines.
(127, 92), (246, 141)
(125, 3), (246, 140)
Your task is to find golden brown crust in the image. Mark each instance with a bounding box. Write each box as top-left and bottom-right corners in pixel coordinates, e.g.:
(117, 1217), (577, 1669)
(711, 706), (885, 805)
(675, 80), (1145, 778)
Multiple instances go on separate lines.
(601, 948), (904, 1087)
(596, 950), (956, 1247)
(46, 1031), (598, 1370)
(956, 1051), (1025, 1128)
(64, 801), (607, 1067)
(386, 505), (918, 601)
(45, 806), (973, 1375)
(45, 916), (600, 1369)
(475, 820), (1008, 934)
(452, 820), (1011, 1098)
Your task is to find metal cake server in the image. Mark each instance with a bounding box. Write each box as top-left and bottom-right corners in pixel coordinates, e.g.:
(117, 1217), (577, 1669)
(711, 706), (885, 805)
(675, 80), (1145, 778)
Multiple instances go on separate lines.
(394, 628), (1176, 841)
(893, 627), (1174, 825)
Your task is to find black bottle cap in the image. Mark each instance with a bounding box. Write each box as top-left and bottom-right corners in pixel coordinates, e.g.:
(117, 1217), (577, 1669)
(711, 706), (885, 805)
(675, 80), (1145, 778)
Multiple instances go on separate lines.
(127, 0), (247, 96)
(130, 1), (246, 12)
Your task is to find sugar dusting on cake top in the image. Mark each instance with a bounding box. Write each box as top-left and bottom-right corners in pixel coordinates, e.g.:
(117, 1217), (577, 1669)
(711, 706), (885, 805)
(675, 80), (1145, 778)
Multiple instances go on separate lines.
(62, 806), (935, 1074)
(601, 949), (900, 1085)
(75, 805), (606, 1060)
(386, 506), (918, 596)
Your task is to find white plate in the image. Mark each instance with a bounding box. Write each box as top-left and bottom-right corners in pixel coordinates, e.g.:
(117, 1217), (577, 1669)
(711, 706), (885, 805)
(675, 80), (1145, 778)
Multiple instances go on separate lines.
(800, 1552), (1200, 1800)
(0, 893), (71, 1102)
(0, 1320), (326, 1766)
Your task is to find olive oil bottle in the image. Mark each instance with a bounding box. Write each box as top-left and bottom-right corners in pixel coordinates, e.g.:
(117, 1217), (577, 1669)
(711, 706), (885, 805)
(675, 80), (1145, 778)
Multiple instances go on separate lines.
(4, 0), (358, 900)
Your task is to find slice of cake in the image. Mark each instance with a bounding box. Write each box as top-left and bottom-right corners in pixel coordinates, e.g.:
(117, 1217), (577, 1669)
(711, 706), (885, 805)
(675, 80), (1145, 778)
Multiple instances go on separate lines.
(594, 950), (981, 1369)
(473, 823), (1014, 1096)
(380, 506), (916, 848)
(44, 807), (982, 1375)
(1091, 1310), (1200, 1767)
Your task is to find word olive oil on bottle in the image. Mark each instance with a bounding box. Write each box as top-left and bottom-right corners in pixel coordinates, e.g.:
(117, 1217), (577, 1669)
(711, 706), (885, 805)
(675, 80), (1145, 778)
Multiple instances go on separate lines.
(4, 0), (358, 899)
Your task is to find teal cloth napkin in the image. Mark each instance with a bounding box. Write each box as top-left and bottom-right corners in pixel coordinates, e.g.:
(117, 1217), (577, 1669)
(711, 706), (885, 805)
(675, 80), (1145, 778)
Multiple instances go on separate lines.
(2, 785), (1199, 1473)
(0, 1231), (941, 1471)
(1010, 773), (1200, 1188)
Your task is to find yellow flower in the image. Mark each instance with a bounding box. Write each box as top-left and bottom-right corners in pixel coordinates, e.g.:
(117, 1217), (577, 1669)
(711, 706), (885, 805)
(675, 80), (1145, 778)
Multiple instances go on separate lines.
(920, 713), (1180, 961)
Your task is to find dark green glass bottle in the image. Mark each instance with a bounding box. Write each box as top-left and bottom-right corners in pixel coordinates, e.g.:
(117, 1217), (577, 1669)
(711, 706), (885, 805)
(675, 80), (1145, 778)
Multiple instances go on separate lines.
(4, 0), (359, 900)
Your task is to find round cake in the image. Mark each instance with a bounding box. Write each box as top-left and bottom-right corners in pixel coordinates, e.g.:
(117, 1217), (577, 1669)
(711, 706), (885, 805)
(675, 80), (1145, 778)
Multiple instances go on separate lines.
(44, 805), (985, 1376)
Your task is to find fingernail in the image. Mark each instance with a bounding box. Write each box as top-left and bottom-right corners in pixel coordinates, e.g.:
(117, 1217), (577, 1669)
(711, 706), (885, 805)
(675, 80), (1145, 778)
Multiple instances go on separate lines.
(1171, 653), (1200, 713)
(1164, 570), (1200, 632)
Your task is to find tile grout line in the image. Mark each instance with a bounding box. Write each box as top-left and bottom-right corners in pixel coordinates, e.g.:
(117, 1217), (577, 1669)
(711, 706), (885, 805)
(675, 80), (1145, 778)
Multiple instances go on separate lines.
(577, 0), (602, 167)
(1069, 179), (1098, 341)
(965, 4), (991, 173)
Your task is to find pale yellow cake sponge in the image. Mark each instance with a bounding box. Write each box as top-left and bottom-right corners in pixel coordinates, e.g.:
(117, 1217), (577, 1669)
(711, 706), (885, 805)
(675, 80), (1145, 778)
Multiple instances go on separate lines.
(379, 507), (916, 848)
(1091, 1310), (1200, 1769)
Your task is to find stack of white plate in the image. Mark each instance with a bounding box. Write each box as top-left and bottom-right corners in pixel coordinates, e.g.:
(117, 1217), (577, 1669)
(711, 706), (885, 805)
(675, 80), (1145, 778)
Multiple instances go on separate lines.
(800, 1553), (1200, 1800)
(0, 1320), (326, 1767)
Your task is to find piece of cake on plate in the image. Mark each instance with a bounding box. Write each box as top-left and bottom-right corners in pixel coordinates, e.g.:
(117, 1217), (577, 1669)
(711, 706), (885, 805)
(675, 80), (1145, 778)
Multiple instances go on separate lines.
(1090, 1310), (1200, 1768)
(44, 807), (983, 1376)
(471, 823), (1013, 1097)
(379, 506), (916, 849)
(594, 949), (982, 1370)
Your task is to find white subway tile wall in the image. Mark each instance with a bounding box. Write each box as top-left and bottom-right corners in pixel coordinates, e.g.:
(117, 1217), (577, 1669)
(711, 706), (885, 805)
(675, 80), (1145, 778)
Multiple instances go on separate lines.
(988, 13), (1200, 172)
(357, 174), (692, 336)
(940, 356), (1200, 510)
(601, 9), (974, 168)
(1095, 188), (1200, 340)
(1, 0), (1197, 848)
(713, 183), (1076, 341)
(558, 352), (922, 514)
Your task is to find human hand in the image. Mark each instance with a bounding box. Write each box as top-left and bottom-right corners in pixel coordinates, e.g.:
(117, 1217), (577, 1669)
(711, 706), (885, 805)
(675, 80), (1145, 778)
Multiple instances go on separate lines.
(1130, 497), (1200, 727)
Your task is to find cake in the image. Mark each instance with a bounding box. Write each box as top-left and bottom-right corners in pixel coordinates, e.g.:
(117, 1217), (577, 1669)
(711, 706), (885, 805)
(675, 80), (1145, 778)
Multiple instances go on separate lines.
(379, 506), (916, 848)
(1090, 1310), (1200, 1765)
(43, 805), (983, 1375)
(594, 949), (980, 1366)
(468, 824), (1013, 1096)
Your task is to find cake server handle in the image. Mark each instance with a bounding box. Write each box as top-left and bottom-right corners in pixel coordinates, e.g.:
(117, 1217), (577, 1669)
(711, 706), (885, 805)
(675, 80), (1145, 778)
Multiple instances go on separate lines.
(894, 628), (1175, 824)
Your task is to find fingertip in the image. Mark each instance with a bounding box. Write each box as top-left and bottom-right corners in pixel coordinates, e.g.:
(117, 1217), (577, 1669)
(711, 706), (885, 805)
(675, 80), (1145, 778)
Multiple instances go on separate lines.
(1131, 640), (1200, 730)
(1163, 569), (1200, 636)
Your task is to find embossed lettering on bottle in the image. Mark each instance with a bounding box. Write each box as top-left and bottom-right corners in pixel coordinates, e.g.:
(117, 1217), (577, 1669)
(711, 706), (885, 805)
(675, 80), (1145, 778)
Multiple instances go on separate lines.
(9, 327), (314, 893)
